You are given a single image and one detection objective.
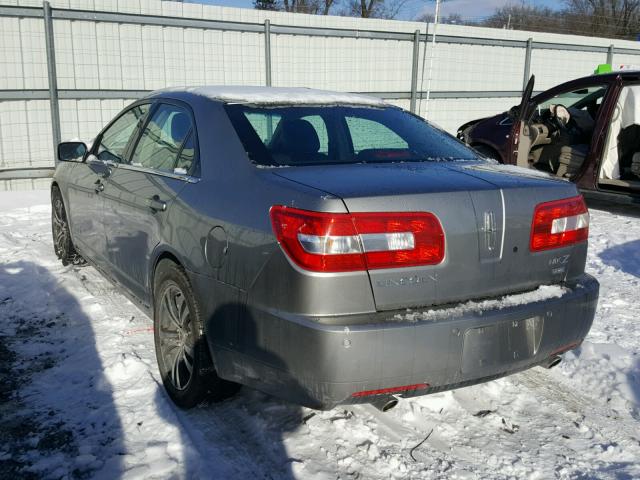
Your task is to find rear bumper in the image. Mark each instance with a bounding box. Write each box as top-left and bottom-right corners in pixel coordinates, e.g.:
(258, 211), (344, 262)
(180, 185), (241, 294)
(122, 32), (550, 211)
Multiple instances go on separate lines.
(210, 274), (599, 409)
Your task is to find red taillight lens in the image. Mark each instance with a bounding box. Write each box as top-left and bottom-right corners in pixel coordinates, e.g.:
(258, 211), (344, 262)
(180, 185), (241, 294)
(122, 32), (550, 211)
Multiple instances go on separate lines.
(530, 195), (589, 252)
(351, 383), (429, 398)
(269, 207), (365, 272)
(352, 212), (445, 270)
(269, 206), (445, 273)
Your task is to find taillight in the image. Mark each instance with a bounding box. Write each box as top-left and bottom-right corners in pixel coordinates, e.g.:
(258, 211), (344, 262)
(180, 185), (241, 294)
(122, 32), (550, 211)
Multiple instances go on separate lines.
(530, 195), (589, 252)
(269, 206), (445, 273)
(351, 383), (429, 398)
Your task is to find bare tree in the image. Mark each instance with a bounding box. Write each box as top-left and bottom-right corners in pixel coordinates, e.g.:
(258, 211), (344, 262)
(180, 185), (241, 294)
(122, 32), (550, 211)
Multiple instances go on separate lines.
(416, 12), (467, 25)
(254, 0), (336, 14)
(254, 0), (279, 10)
(255, 0), (407, 18)
(478, 0), (640, 40)
(339, 0), (409, 18)
(564, 0), (640, 38)
(483, 4), (563, 33)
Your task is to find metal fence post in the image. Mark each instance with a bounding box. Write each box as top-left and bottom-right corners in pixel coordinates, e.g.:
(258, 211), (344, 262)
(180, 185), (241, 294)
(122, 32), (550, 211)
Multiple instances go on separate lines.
(522, 37), (532, 93)
(264, 19), (272, 87)
(43, 1), (61, 163)
(607, 44), (614, 65)
(409, 29), (420, 114)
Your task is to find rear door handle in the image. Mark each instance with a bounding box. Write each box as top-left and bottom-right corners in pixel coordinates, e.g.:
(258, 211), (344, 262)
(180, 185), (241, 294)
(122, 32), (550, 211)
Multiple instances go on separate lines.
(94, 179), (104, 193)
(148, 196), (167, 212)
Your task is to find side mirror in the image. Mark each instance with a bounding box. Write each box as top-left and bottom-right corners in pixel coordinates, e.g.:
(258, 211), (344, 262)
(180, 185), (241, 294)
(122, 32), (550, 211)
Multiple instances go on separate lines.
(58, 141), (87, 162)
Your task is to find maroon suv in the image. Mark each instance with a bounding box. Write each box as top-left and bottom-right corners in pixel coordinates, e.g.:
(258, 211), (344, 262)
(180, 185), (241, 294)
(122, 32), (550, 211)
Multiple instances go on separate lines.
(458, 72), (640, 205)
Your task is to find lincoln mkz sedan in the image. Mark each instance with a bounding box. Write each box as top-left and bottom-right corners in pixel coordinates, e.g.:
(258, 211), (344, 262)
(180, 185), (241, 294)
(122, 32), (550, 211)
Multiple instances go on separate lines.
(52, 86), (599, 411)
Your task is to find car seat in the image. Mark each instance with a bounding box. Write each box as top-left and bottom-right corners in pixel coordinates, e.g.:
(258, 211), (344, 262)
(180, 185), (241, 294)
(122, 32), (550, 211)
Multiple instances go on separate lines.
(556, 144), (588, 178)
(618, 124), (640, 180)
(632, 152), (640, 179)
(269, 119), (326, 165)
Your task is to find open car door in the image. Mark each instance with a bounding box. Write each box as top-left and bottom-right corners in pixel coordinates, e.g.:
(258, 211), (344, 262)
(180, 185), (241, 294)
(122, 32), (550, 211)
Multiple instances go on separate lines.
(510, 75), (535, 167)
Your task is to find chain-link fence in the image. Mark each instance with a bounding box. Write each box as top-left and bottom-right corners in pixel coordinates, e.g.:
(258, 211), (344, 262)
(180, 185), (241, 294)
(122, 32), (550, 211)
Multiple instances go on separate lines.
(2, 0), (640, 190)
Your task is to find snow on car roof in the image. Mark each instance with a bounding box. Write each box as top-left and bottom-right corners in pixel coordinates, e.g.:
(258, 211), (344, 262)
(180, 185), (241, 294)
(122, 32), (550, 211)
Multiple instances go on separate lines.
(155, 86), (387, 107)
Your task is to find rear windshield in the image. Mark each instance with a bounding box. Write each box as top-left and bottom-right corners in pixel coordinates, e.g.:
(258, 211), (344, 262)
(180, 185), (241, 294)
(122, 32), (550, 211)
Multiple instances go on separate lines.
(224, 104), (478, 166)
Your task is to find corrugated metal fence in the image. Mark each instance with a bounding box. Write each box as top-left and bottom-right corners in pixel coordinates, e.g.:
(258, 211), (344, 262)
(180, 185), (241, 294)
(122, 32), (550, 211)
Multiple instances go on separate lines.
(1, 0), (640, 190)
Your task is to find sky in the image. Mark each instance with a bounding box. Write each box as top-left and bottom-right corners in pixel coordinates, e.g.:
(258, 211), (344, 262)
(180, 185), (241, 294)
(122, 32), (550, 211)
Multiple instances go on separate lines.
(190, 0), (561, 21)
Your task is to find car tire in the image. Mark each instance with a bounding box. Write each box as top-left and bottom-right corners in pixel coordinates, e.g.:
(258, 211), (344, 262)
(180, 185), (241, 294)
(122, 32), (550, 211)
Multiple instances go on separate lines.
(51, 186), (85, 267)
(473, 145), (501, 162)
(153, 259), (240, 409)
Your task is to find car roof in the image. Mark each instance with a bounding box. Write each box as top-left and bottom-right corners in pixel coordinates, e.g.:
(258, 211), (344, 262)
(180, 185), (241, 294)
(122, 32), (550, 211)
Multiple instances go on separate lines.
(148, 86), (387, 107)
(571, 70), (640, 84)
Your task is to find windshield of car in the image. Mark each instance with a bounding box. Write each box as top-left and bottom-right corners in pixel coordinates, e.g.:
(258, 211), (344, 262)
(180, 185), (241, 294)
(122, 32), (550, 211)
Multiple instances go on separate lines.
(224, 104), (479, 166)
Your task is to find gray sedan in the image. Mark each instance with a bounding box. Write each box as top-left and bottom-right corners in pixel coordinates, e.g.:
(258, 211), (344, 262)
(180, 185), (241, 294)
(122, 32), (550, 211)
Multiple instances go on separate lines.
(52, 87), (599, 411)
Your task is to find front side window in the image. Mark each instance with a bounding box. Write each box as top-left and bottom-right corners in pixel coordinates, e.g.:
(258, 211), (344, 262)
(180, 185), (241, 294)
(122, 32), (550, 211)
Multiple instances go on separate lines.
(97, 104), (149, 163)
(536, 85), (607, 119)
(225, 105), (477, 166)
(131, 103), (194, 173)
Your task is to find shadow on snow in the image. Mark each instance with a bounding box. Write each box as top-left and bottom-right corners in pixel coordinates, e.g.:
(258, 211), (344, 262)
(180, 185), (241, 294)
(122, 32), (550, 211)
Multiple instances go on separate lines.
(0, 260), (124, 478)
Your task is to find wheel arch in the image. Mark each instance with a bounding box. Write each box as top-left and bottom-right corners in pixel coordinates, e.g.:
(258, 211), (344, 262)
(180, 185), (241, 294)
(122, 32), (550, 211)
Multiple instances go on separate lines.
(148, 246), (189, 311)
(50, 180), (68, 214)
(150, 248), (182, 286)
(149, 245), (218, 374)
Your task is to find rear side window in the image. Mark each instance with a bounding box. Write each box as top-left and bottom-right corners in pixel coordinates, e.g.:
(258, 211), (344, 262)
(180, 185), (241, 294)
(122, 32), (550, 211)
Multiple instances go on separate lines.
(97, 104), (149, 163)
(131, 103), (194, 174)
(302, 115), (329, 154)
(225, 104), (477, 166)
(245, 112), (281, 144)
(175, 132), (195, 174)
(346, 117), (408, 153)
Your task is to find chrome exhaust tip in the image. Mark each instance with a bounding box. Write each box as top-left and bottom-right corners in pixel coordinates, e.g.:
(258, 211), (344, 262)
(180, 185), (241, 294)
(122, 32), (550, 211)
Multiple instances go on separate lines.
(542, 355), (562, 369)
(370, 396), (399, 412)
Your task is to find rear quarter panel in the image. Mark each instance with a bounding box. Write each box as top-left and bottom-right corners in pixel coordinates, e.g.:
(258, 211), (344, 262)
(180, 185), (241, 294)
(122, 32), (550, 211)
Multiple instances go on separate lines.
(159, 98), (377, 322)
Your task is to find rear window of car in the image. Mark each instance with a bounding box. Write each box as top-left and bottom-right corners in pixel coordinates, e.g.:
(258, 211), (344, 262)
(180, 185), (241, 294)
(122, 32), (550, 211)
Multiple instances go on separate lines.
(224, 104), (478, 166)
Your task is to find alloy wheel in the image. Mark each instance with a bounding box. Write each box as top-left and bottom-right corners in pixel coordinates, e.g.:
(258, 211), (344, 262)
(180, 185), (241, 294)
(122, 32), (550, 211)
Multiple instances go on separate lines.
(158, 283), (195, 391)
(52, 196), (69, 259)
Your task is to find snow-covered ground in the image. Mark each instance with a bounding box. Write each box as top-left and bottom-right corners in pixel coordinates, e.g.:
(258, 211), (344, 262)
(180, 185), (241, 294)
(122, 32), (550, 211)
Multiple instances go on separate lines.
(0, 189), (639, 479)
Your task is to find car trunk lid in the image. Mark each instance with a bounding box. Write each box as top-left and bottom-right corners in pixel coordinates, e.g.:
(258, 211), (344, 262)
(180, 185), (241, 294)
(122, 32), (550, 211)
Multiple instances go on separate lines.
(273, 161), (586, 311)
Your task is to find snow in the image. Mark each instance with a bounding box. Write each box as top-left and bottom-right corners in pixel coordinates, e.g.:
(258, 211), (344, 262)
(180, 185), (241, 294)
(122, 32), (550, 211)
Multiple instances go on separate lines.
(468, 163), (562, 180)
(1, 189), (640, 479)
(394, 285), (567, 323)
(155, 86), (388, 107)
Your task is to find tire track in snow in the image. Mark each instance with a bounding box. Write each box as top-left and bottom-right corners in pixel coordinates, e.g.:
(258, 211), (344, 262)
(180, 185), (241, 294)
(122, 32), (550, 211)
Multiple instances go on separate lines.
(181, 398), (303, 479)
(517, 368), (640, 449)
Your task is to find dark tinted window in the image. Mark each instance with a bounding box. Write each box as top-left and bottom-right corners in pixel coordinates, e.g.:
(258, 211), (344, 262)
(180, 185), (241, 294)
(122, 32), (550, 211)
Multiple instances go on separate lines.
(345, 116), (407, 153)
(175, 132), (195, 174)
(131, 104), (193, 173)
(301, 115), (329, 154)
(97, 104), (149, 163)
(225, 105), (478, 166)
